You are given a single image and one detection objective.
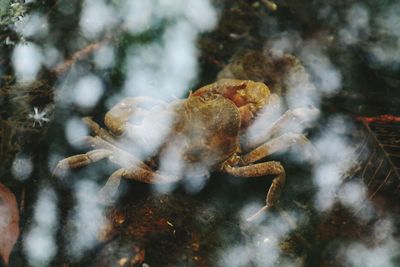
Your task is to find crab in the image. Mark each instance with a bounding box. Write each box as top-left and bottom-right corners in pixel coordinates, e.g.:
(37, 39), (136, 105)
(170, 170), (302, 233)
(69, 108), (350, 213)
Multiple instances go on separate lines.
(54, 79), (319, 220)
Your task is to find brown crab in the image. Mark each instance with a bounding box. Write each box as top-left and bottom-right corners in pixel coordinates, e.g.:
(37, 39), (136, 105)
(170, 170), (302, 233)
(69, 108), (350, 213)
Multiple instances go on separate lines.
(54, 79), (318, 220)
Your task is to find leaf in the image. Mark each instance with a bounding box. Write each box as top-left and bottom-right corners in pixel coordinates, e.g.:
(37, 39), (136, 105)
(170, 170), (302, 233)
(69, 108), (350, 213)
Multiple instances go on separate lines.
(0, 182), (19, 265)
(355, 115), (400, 200)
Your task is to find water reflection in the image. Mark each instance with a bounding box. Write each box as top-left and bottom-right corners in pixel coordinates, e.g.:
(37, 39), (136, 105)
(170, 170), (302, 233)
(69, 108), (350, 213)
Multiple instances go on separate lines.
(1, 0), (400, 266)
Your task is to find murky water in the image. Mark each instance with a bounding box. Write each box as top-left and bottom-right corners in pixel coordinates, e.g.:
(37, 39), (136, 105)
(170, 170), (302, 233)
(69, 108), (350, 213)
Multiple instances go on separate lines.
(1, 0), (400, 266)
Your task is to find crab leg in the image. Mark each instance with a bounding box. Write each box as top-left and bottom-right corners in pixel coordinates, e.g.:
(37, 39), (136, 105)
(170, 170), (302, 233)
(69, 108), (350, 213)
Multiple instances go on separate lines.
(53, 149), (113, 177)
(97, 167), (181, 204)
(223, 161), (286, 221)
(82, 116), (162, 163)
(81, 136), (152, 171)
(103, 97), (176, 157)
(245, 107), (319, 149)
(104, 97), (166, 136)
(82, 117), (119, 146)
(241, 132), (318, 165)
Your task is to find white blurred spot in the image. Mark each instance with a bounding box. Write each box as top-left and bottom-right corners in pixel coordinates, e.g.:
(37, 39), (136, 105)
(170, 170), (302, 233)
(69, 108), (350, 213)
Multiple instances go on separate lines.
(344, 242), (399, 267)
(67, 180), (105, 258)
(65, 117), (89, 146)
(376, 3), (400, 38)
(152, 139), (183, 193)
(314, 164), (342, 211)
(24, 188), (58, 266)
(124, 107), (175, 160)
(314, 126), (354, 164)
(80, 0), (117, 38)
(183, 171), (208, 194)
(94, 45), (115, 69)
(11, 153), (33, 181)
(12, 43), (43, 82)
(365, 3), (400, 68)
(373, 219), (394, 242)
(124, 21), (199, 101)
(14, 12), (48, 38)
(342, 219), (400, 267)
(312, 117), (357, 211)
(33, 190), (58, 228)
(339, 3), (369, 45)
(218, 245), (251, 267)
(348, 4), (370, 30)
(119, 0), (217, 34)
(337, 181), (367, 211)
(300, 42), (342, 95)
(220, 212), (296, 267)
(120, 0), (154, 34)
(182, 0), (218, 31)
(284, 64), (320, 109)
(122, 0), (217, 100)
(163, 21), (198, 85)
(267, 34), (300, 58)
(244, 94), (282, 148)
(158, 141), (185, 178)
(314, 164), (342, 190)
(73, 74), (104, 109)
(42, 46), (61, 68)
(24, 229), (57, 266)
(152, 181), (177, 194)
(369, 42), (400, 68)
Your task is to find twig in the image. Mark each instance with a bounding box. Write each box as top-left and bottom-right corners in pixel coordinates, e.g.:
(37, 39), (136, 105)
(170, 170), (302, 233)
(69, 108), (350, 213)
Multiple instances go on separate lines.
(52, 42), (103, 76)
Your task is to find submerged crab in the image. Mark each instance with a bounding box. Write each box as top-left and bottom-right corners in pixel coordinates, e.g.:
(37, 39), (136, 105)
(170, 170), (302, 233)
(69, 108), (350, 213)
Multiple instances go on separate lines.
(54, 79), (318, 220)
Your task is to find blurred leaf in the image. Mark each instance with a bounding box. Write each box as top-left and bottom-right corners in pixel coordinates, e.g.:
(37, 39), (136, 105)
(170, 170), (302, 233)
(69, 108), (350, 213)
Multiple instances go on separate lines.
(355, 116), (400, 199)
(0, 182), (19, 265)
